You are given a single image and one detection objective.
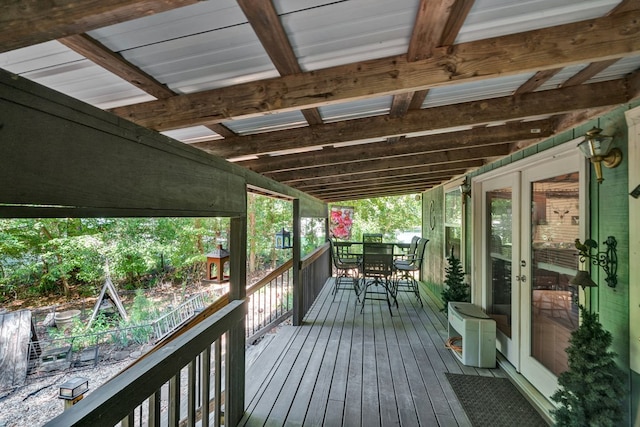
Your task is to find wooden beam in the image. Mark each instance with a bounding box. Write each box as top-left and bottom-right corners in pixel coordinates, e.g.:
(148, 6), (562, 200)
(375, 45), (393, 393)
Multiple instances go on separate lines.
(58, 33), (237, 138)
(439, 0), (476, 46)
(325, 190), (426, 202)
(0, 69), (246, 217)
(307, 179), (446, 198)
(266, 145), (508, 182)
(321, 186), (433, 202)
(560, 59), (620, 87)
(281, 160), (483, 185)
(197, 79), (626, 158)
(58, 34), (175, 99)
(407, 0), (457, 61)
(297, 170), (463, 192)
(0, 0), (200, 53)
(109, 11), (640, 130)
(237, 0), (323, 126)
(237, 120), (551, 173)
(513, 69), (562, 95)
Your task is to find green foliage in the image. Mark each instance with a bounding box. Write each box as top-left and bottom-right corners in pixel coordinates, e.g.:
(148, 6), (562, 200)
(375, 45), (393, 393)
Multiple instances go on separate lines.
(441, 250), (470, 315)
(551, 306), (625, 426)
(329, 194), (421, 241)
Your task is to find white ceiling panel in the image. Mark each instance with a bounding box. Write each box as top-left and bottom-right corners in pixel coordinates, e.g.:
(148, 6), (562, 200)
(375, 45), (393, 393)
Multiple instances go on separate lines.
(0, 41), (154, 109)
(423, 74), (534, 108)
(276, 0), (420, 71)
(223, 111), (308, 135)
(586, 55), (640, 83)
(86, 2), (276, 94)
(161, 126), (222, 144)
(319, 96), (393, 122)
(87, 0), (246, 51)
(456, 0), (621, 43)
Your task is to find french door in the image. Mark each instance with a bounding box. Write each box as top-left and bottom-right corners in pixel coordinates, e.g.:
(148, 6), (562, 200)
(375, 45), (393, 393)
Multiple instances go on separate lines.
(476, 146), (585, 399)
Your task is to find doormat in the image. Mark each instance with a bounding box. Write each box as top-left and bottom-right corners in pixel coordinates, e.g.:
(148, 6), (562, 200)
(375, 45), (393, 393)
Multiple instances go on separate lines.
(445, 373), (548, 427)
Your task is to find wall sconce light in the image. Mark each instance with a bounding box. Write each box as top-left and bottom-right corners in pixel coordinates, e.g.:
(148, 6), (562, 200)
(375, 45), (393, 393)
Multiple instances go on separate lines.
(574, 236), (618, 288)
(459, 177), (471, 202)
(577, 127), (622, 183)
(275, 227), (293, 249)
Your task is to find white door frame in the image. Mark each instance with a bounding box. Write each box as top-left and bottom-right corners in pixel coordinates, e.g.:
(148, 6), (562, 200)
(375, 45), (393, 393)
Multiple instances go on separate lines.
(625, 107), (640, 374)
(471, 142), (586, 396)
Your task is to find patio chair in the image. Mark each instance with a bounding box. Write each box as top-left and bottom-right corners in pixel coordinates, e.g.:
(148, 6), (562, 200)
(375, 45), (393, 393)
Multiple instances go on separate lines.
(394, 235), (420, 266)
(360, 242), (396, 315)
(393, 238), (428, 306)
(362, 233), (383, 243)
(329, 239), (361, 301)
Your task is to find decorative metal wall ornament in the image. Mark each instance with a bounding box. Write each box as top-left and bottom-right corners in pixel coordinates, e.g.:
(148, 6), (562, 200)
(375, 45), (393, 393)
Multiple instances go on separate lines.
(574, 236), (618, 288)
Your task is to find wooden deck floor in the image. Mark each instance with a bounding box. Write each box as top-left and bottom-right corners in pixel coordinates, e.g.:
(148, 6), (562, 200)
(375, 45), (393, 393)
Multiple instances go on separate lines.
(240, 279), (507, 426)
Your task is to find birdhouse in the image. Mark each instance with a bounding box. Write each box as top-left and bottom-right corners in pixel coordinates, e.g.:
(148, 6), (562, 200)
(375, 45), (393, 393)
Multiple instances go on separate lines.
(205, 245), (230, 283)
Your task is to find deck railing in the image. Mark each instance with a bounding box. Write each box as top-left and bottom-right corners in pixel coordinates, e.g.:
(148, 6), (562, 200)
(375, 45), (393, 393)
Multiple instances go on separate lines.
(245, 259), (293, 342)
(45, 300), (245, 427)
(295, 243), (331, 324)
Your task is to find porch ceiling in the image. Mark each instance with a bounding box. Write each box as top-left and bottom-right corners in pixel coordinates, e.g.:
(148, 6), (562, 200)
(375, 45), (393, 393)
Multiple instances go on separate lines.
(2, 0), (639, 202)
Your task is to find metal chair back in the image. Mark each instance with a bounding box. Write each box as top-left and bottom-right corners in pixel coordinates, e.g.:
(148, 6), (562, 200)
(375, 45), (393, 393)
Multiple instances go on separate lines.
(362, 233), (383, 243)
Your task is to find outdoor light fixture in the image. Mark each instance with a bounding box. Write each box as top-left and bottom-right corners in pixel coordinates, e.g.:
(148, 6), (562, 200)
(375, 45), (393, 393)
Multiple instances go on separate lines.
(459, 176), (471, 202)
(275, 228), (292, 249)
(59, 377), (89, 410)
(574, 236), (618, 288)
(577, 127), (622, 183)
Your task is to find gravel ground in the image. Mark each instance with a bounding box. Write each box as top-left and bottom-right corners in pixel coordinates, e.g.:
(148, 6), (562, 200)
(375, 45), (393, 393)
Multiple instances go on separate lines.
(0, 352), (140, 427)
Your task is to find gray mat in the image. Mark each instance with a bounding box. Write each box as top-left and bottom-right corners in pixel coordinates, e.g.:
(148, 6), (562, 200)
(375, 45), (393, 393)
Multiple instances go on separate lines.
(446, 373), (548, 427)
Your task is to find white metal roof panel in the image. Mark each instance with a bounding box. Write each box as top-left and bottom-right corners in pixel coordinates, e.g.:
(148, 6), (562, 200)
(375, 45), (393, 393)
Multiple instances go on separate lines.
(276, 0), (420, 71)
(161, 126), (222, 144)
(422, 74), (534, 108)
(222, 111), (307, 135)
(456, 0), (621, 44)
(319, 96), (393, 123)
(0, 41), (154, 109)
(86, 1), (277, 94)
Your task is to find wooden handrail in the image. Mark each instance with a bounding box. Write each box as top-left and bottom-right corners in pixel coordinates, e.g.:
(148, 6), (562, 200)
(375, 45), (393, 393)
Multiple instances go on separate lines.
(300, 242), (330, 270)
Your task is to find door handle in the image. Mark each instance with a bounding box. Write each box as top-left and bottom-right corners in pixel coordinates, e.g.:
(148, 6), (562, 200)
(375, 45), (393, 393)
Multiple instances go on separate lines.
(516, 275), (527, 282)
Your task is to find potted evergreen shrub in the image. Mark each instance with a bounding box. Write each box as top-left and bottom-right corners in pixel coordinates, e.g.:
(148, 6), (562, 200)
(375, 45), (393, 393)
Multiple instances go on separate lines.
(441, 247), (470, 315)
(551, 305), (625, 426)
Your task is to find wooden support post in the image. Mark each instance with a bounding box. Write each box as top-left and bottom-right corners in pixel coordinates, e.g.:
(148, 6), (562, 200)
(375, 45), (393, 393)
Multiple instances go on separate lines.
(226, 215), (247, 426)
(292, 199), (302, 325)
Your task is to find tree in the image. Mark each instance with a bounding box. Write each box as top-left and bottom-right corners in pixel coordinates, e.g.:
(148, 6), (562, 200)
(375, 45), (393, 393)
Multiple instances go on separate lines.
(551, 306), (625, 426)
(441, 247), (469, 315)
(329, 194), (421, 241)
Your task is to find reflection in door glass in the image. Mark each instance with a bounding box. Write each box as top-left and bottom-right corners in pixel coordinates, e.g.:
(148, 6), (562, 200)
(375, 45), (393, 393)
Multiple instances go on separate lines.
(487, 188), (512, 338)
(531, 172), (579, 376)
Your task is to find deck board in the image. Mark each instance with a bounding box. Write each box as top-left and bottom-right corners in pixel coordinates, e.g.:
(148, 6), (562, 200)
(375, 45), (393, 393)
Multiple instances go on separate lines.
(242, 278), (504, 426)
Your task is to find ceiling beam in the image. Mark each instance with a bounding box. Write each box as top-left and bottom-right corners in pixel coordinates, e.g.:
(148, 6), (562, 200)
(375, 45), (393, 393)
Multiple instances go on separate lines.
(197, 78), (628, 158)
(560, 59), (620, 88)
(281, 160), (483, 186)
(109, 11), (640, 130)
(296, 170), (466, 192)
(237, 0), (323, 126)
(0, 0), (201, 53)
(318, 184), (436, 201)
(238, 120), (551, 173)
(58, 33), (235, 138)
(266, 145), (507, 182)
(59, 33), (174, 99)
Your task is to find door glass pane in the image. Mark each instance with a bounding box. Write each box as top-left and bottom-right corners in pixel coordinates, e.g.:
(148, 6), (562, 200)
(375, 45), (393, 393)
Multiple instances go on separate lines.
(445, 189), (462, 258)
(530, 172), (579, 376)
(487, 188), (513, 338)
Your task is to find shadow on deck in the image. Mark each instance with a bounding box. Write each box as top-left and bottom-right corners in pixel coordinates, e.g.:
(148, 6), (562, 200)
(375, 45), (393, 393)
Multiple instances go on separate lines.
(241, 279), (509, 426)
